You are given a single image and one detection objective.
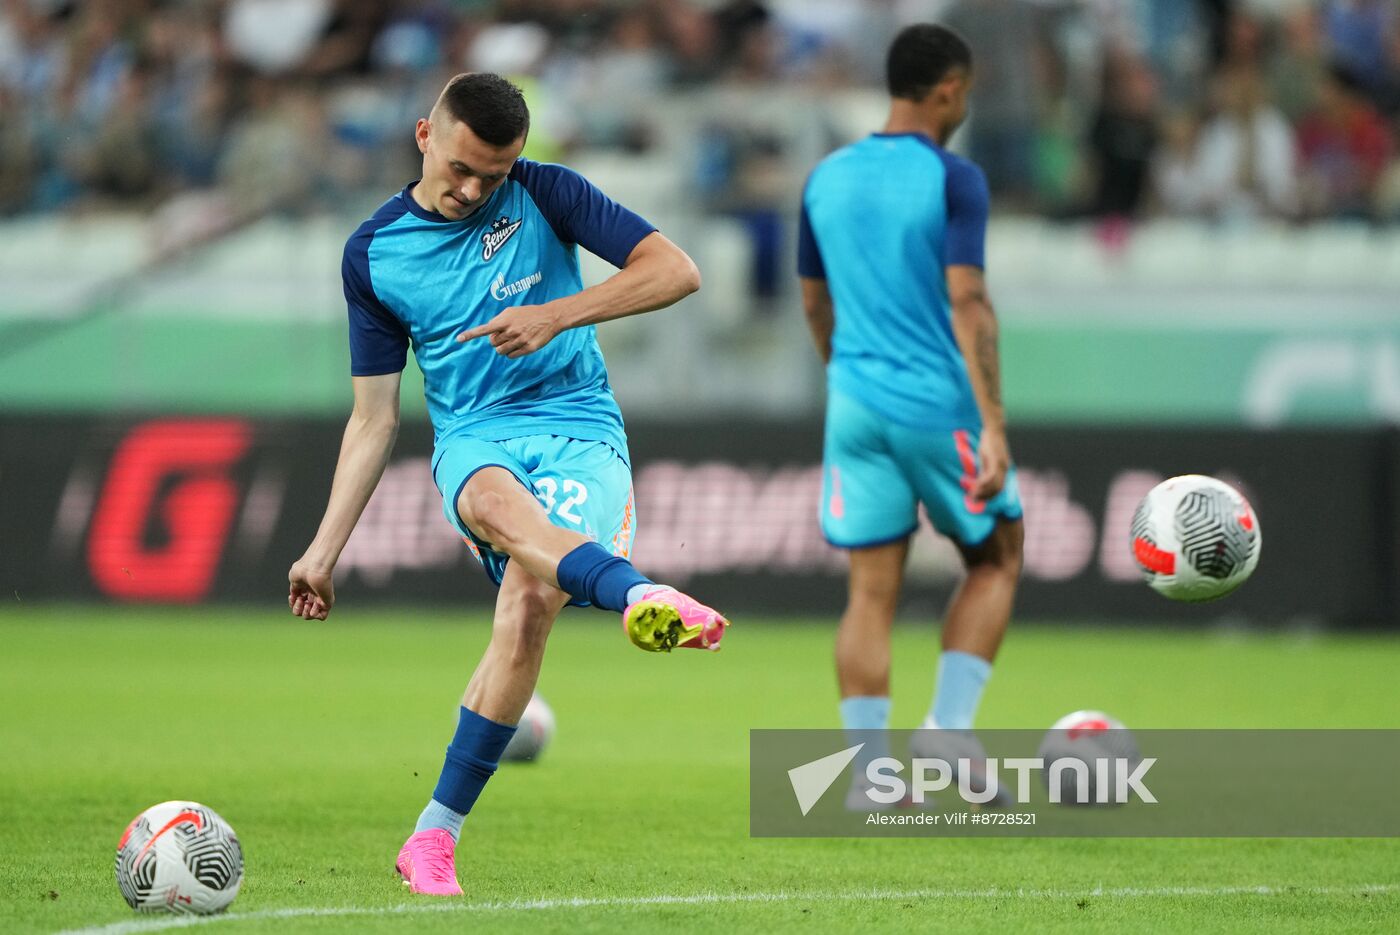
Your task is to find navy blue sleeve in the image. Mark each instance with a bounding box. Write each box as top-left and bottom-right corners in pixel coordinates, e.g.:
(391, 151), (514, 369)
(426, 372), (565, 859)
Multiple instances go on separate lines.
(343, 228), (409, 376)
(797, 197), (825, 279)
(941, 155), (989, 270)
(509, 159), (657, 268)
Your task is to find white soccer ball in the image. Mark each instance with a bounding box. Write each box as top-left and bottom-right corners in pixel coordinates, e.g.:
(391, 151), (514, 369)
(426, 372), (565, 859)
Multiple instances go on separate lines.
(115, 801), (243, 914)
(1037, 710), (1141, 805)
(1130, 474), (1261, 602)
(501, 694), (555, 762)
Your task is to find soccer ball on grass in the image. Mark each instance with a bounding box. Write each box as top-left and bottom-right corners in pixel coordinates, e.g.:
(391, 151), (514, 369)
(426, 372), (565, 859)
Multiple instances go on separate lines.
(1037, 710), (1142, 805)
(115, 801), (243, 914)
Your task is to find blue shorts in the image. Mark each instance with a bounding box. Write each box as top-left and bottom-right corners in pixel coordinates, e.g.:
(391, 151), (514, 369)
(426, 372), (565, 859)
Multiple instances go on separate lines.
(432, 435), (636, 592)
(820, 389), (1023, 549)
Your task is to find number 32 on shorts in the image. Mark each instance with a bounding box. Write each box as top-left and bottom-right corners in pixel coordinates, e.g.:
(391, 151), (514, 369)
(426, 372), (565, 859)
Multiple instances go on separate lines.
(534, 477), (589, 525)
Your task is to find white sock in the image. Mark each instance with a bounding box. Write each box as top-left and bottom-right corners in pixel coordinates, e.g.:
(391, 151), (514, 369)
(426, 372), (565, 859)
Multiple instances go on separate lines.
(414, 798), (466, 841)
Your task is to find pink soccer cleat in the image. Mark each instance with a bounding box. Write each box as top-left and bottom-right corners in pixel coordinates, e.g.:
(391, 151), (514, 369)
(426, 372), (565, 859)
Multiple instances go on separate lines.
(395, 828), (464, 896)
(623, 585), (730, 653)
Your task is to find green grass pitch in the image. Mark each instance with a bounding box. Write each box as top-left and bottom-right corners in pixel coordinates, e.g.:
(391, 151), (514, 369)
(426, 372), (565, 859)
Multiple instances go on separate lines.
(1, 606), (1397, 933)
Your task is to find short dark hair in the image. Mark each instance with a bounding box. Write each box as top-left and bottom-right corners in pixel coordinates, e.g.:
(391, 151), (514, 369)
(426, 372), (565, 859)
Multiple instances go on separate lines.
(437, 73), (530, 146)
(886, 24), (972, 101)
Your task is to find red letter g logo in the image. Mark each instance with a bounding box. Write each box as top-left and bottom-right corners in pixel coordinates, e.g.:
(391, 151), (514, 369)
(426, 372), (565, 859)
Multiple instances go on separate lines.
(87, 419), (252, 602)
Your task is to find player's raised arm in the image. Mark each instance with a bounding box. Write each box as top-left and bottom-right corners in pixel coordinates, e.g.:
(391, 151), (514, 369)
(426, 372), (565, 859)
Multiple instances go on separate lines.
(457, 230), (699, 358)
(288, 371), (402, 620)
(456, 156), (700, 358)
(552, 230), (701, 327)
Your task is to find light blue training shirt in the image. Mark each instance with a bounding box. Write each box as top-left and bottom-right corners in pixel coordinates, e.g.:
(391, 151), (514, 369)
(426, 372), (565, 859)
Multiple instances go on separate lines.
(798, 132), (989, 430)
(343, 159), (656, 461)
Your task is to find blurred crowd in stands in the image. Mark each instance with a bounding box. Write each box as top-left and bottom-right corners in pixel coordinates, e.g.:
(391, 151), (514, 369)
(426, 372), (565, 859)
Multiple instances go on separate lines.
(1, 0), (1399, 225)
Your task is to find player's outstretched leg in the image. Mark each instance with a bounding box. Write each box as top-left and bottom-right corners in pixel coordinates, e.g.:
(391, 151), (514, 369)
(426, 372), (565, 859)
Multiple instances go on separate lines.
(618, 583), (728, 652)
(398, 565), (568, 895)
(458, 467), (728, 652)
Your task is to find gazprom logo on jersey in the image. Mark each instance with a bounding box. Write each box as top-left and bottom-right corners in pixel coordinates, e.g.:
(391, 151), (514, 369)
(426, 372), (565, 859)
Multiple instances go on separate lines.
(491, 270), (544, 301)
(481, 215), (523, 260)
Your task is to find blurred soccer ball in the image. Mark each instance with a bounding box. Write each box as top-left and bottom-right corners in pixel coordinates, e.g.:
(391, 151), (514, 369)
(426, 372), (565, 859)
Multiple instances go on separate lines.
(1130, 474), (1260, 602)
(1037, 710), (1141, 806)
(115, 801), (242, 914)
(501, 694), (555, 762)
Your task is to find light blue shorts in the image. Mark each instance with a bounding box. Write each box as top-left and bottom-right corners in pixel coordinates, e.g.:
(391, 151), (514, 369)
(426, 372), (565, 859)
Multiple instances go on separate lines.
(432, 435), (636, 591)
(820, 389), (1023, 549)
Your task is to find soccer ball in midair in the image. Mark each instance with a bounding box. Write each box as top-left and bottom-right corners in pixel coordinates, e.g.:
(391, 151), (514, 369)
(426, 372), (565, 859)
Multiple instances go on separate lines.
(1130, 474), (1260, 602)
(501, 694), (555, 762)
(1037, 710), (1141, 805)
(115, 801), (243, 914)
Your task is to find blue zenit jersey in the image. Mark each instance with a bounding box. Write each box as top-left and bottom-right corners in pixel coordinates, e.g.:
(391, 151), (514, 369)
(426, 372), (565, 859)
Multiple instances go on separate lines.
(798, 132), (989, 430)
(343, 159), (656, 461)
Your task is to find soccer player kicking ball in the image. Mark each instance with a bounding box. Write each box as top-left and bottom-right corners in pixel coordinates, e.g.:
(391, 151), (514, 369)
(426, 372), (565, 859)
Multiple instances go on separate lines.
(286, 73), (728, 894)
(797, 25), (1024, 808)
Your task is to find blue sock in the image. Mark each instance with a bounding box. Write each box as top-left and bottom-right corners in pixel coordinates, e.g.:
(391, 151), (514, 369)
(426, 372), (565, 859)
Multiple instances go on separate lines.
(415, 706), (517, 841)
(839, 695), (891, 784)
(930, 650), (992, 730)
(555, 541), (652, 612)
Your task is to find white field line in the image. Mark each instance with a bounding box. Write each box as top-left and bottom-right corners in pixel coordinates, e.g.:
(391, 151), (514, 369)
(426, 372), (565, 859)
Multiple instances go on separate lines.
(56, 883), (1398, 935)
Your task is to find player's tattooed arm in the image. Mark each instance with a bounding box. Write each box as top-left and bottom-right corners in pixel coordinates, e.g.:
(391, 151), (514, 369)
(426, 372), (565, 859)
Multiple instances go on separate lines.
(799, 277), (834, 364)
(974, 324), (1002, 410)
(948, 265), (1010, 500)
